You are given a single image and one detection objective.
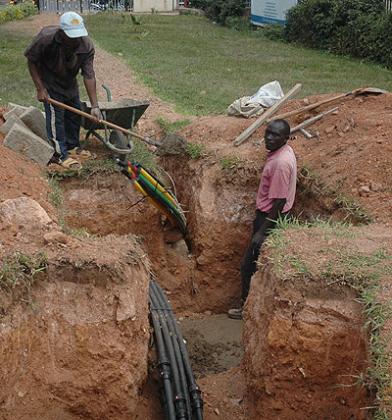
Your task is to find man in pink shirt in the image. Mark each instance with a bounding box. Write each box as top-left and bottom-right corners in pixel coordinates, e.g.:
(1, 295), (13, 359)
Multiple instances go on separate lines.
(228, 119), (297, 320)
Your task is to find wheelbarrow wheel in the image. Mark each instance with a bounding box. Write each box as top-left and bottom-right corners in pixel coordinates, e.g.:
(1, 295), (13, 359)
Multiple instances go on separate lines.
(109, 130), (134, 160)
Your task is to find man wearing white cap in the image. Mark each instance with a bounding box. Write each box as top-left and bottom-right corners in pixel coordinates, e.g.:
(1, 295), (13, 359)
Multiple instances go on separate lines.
(25, 12), (100, 168)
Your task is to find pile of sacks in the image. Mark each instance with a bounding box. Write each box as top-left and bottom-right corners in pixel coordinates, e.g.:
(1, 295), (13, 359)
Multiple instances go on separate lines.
(0, 103), (54, 167)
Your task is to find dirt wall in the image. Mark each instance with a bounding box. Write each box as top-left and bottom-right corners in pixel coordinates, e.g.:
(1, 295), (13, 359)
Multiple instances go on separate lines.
(0, 234), (150, 420)
(243, 264), (371, 419)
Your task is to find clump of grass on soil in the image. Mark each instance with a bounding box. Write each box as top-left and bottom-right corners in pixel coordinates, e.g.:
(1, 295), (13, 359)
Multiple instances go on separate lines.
(186, 142), (207, 160)
(0, 252), (47, 293)
(266, 218), (392, 418)
(219, 155), (244, 170)
(156, 116), (191, 135)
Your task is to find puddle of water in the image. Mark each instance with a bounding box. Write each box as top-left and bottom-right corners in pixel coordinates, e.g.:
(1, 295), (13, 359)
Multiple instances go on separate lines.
(179, 314), (243, 378)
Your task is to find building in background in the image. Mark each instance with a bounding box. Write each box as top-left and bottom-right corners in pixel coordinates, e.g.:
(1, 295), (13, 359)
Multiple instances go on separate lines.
(251, 0), (297, 25)
(133, 0), (178, 12)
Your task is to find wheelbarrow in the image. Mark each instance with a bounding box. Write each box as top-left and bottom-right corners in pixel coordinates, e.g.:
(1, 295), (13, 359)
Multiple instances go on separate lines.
(81, 98), (150, 156)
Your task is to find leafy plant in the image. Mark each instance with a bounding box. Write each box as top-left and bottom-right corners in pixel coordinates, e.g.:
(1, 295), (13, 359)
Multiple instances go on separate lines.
(0, 1), (37, 25)
(186, 142), (206, 159)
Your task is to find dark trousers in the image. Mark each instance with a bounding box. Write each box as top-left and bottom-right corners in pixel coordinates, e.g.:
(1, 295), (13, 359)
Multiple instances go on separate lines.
(44, 91), (81, 160)
(240, 210), (282, 302)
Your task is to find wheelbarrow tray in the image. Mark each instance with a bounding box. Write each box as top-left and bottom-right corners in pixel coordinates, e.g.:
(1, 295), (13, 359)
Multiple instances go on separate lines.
(81, 99), (149, 130)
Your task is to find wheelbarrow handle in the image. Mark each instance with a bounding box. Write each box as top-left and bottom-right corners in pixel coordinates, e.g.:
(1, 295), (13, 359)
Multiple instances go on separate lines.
(46, 98), (160, 147)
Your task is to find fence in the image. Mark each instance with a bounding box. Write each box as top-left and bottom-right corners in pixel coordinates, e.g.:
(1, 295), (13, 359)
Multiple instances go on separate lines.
(39, 0), (130, 13)
(386, 0), (392, 12)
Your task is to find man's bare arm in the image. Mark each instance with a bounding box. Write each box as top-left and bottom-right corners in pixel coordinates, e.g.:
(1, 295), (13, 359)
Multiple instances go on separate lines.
(27, 60), (49, 102)
(83, 77), (98, 108)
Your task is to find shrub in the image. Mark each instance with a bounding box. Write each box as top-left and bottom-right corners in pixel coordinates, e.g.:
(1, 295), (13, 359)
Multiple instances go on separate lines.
(0, 1), (37, 25)
(190, 0), (246, 26)
(284, 0), (392, 69)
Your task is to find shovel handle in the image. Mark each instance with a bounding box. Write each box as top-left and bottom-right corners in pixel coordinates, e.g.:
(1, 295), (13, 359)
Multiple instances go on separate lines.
(46, 98), (160, 147)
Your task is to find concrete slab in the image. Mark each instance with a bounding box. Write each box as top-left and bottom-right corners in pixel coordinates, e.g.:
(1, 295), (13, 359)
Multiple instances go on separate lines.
(0, 114), (29, 136)
(4, 123), (54, 167)
(20, 106), (48, 140)
(3, 106), (26, 120)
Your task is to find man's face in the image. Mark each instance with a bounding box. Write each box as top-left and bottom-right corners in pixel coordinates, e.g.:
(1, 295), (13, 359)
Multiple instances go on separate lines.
(264, 123), (288, 152)
(58, 30), (81, 50)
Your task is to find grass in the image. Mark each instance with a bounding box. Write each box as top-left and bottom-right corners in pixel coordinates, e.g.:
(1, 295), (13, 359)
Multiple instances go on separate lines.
(84, 13), (392, 115)
(155, 116), (191, 135)
(219, 155), (244, 170)
(266, 219), (392, 417)
(0, 251), (47, 293)
(0, 27), (37, 106)
(186, 142), (206, 159)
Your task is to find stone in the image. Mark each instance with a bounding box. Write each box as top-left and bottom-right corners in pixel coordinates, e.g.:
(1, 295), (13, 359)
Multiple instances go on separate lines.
(20, 106), (48, 140)
(3, 103), (27, 121)
(370, 181), (383, 192)
(157, 133), (187, 156)
(0, 197), (52, 228)
(4, 123), (54, 167)
(43, 231), (69, 245)
(325, 125), (335, 134)
(358, 185), (371, 196)
(0, 114), (29, 136)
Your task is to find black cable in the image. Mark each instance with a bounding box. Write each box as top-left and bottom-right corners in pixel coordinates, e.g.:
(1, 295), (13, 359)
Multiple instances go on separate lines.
(150, 284), (192, 419)
(151, 280), (204, 420)
(149, 301), (176, 420)
(150, 285), (188, 420)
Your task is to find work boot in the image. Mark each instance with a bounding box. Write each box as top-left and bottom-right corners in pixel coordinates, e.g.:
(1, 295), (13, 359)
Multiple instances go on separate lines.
(228, 307), (243, 320)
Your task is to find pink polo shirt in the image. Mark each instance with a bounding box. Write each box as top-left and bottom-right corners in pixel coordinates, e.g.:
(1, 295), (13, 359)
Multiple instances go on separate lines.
(256, 144), (297, 213)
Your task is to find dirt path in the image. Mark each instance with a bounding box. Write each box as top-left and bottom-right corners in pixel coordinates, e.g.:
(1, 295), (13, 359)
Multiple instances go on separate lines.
(5, 13), (185, 133)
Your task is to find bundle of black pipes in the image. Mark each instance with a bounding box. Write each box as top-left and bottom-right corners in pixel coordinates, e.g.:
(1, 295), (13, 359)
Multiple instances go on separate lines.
(149, 280), (203, 420)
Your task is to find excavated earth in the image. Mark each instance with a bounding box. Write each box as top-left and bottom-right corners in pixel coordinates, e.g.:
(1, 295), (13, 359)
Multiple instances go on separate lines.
(1, 89), (392, 419)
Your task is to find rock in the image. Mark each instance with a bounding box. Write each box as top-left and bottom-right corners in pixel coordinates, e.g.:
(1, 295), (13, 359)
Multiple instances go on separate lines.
(157, 133), (187, 156)
(20, 106), (48, 140)
(0, 114), (29, 136)
(4, 123), (54, 167)
(370, 181), (383, 192)
(43, 231), (69, 245)
(3, 105), (27, 120)
(325, 125), (335, 134)
(358, 185), (371, 196)
(172, 239), (189, 258)
(0, 197), (52, 228)
(302, 98), (310, 105)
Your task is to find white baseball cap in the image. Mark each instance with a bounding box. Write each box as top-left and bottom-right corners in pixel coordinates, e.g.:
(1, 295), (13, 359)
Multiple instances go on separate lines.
(60, 12), (88, 38)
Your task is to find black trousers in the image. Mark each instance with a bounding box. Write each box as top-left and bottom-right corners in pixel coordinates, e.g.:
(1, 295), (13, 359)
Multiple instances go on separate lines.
(44, 90), (81, 160)
(240, 210), (283, 302)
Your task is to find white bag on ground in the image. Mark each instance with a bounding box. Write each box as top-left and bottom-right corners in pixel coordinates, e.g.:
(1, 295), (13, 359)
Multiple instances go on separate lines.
(227, 80), (284, 118)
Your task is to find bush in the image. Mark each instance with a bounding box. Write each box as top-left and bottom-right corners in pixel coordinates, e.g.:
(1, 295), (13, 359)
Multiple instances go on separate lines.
(190, 0), (246, 26)
(0, 1), (37, 25)
(284, 0), (392, 68)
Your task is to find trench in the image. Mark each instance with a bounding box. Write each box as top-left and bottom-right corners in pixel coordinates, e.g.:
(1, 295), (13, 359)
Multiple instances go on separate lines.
(56, 149), (373, 419)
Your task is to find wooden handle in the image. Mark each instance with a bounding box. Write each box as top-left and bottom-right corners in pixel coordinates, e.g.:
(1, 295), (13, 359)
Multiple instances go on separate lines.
(233, 83), (302, 147)
(47, 98), (160, 147)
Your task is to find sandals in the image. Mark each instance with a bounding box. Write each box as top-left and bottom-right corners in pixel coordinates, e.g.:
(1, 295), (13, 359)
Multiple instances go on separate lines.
(68, 147), (93, 158)
(60, 157), (82, 169)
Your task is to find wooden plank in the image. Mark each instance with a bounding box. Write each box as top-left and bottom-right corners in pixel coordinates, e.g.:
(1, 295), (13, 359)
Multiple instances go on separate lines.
(233, 83), (302, 147)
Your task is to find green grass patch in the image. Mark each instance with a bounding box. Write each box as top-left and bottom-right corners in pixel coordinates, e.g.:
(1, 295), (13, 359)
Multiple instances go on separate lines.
(0, 251), (47, 293)
(0, 26), (37, 106)
(85, 13), (392, 115)
(219, 155), (244, 170)
(156, 116), (191, 135)
(186, 142), (207, 159)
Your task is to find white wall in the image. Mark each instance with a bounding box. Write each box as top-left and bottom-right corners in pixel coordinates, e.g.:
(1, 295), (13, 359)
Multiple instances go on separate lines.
(251, 0), (297, 25)
(133, 0), (176, 12)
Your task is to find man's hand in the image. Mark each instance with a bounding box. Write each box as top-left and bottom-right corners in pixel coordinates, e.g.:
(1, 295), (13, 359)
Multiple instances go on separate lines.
(251, 230), (265, 255)
(91, 106), (103, 121)
(37, 87), (49, 102)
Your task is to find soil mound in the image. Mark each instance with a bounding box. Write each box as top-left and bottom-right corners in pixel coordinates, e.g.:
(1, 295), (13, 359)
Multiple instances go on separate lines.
(243, 223), (392, 419)
(0, 233), (150, 420)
